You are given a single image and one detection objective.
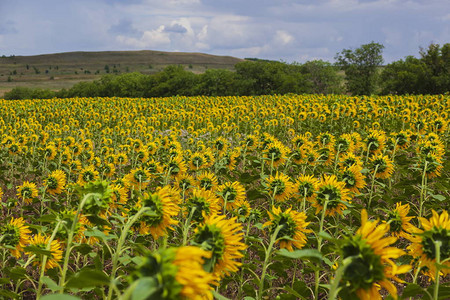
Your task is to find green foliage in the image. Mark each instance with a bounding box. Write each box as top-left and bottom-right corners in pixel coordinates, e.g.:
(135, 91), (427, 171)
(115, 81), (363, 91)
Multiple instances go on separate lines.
(335, 42), (384, 95)
(381, 43), (450, 94)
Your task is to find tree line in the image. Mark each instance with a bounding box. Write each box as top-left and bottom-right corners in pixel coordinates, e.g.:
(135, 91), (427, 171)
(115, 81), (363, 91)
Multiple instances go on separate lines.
(3, 42), (448, 100)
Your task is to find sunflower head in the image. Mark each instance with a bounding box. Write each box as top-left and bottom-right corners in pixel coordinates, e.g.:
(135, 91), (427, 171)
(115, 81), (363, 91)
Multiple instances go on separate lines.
(265, 172), (294, 202)
(338, 209), (410, 299)
(313, 175), (351, 217)
(263, 206), (311, 252)
(191, 215), (246, 278)
(1, 217), (31, 258)
(370, 154), (394, 179)
(407, 210), (450, 280)
(131, 246), (214, 300)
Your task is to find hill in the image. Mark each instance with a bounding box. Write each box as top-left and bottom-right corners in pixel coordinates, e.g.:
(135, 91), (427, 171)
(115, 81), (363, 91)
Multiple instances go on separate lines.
(0, 50), (244, 97)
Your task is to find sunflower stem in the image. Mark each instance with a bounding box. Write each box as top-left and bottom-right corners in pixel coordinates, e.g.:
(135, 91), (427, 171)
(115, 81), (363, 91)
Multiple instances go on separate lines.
(59, 193), (95, 291)
(107, 206), (150, 300)
(36, 220), (63, 299)
(315, 200), (328, 299)
(433, 240), (442, 300)
(182, 206), (196, 246)
(328, 256), (353, 300)
(257, 225), (283, 300)
(367, 164), (379, 209)
(419, 160), (428, 219)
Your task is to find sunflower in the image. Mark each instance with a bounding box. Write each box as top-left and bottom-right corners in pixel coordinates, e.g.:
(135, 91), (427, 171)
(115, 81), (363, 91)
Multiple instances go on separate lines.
(263, 139), (288, 168)
(185, 188), (221, 223)
(312, 174), (351, 217)
(213, 136), (229, 156)
(339, 164), (366, 194)
(407, 210), (450, 281)
(191, 214), (246, 279)
(232, 199), (251, 219)
(263, 206), (312, 251)
(384, 202), (415, 239)
(102, 162), (116, 178)
(163, 156), (188, 180)
(68, 159), (82, 174)
(123, 168), (151, 190)
(303, 146), (319, 166)
(334, 134), (355, 156)
(370, 154), (394, 179)
(115, 152), (129, 166)
(317, 146), (335, 166)
(418, 151), (444, 179)
(43, 144), (58, 160)
(196, 171), (219, 191)
(365, 130), (386, 155)
(144, 159), (163, 176)
(26, 233), (63, 271)
(264, 172), (294, 202)
(175, 174), (196, 192)
(221, 150), (240, 171)
(294, 174), (318, 201)
(292, 134), (310, 149)
(146, 141), (158, 156)
(110, 184), (129, 207)
(189, 152), (207, 171)
(317, 132), (335, 148)
(338, 209), (410, 299)
(339, 153), (363, 170)
(60, 148), (72, 165)
(431, 117), (448, 133)
(392, 131), (410, 150)
(216, 181), (246, 210)
(16, 181), (38, 204)
(77, 165), (100, 186)
(133, 246), (214, 300)
(241, 134), (259, 151)
(134, 149), (149, 164)
(290, 146), (306, 165)
(44, 169), (67, 196)
(135, 186), (180, 240)
(0, 217), (31, 258)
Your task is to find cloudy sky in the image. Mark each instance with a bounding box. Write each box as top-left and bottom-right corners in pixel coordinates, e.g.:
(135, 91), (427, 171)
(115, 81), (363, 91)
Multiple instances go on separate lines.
(0, 0), (448, 63)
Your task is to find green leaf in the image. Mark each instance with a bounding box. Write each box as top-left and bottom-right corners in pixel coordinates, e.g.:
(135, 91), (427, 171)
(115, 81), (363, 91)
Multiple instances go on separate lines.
(41, 276), (62, 292)
(131, 277), (160, 300)
(5, 267), (26, 281)
(0, 278), (10, 284)
(0, 289), (20, 299)
(73, 243), (93, 255)
(40, 294), (81, 300)
(65, 269), (110, 289)
(23, 245), (52, 256)
(401, 283), (430, 299)
(283, 285), (307, 300)
(213, 291), (231, 300)
(276, 249), (323, 261)
(37, 214), (57, 223)
(429, 193), (446, 202)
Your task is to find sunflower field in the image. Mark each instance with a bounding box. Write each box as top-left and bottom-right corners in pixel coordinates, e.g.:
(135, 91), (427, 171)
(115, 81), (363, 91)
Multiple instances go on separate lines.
(0, 94), (449, 300)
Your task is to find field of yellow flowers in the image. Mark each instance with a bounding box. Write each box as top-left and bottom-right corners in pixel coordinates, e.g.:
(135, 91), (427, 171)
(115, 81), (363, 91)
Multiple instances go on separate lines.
(0, 94), (449, 299)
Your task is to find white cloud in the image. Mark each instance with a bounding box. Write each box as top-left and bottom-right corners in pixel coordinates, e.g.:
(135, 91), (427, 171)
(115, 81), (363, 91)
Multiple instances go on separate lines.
(274, 30), (294, 45)
(117, 26), (171, 48)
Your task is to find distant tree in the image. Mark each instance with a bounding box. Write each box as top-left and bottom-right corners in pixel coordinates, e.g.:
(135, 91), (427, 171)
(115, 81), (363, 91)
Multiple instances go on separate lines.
(381, 43), (449, 94)
(380, 56), (428, 94)
(301, 60), (344, 94)
(335, 42), (384, 95)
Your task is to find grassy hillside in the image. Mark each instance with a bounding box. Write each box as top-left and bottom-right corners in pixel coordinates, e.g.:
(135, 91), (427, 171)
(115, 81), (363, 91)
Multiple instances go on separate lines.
(0, 50), (244, 97)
